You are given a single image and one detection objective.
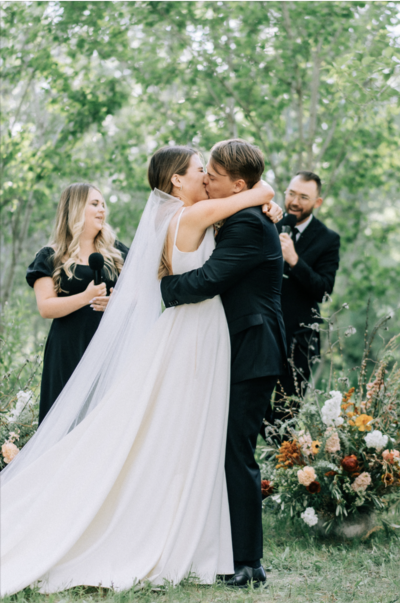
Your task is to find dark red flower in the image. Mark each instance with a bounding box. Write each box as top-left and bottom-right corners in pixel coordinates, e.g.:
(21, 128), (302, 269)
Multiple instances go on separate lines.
(261, 480), (274, 499)
(306, 481), (321, 494)
(341, 455), (359, 473)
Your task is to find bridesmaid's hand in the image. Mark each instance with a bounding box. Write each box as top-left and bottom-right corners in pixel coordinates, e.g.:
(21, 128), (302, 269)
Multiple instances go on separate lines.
(91, 287), (114, 312)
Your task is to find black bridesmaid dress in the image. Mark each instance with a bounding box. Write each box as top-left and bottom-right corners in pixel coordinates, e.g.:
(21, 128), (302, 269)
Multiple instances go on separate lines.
(26, 242), (129, 424)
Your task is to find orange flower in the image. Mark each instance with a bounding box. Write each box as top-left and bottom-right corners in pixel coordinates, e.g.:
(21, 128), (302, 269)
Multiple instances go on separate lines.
(311, 440), (321, 455)
(342, 387), (355, 404)
(354, 414), (373, 432)
(261, 480), (274, 499)
(325, 471), (338, 477)
(276, 440), (304, 469)
(341, 455), (359, 473)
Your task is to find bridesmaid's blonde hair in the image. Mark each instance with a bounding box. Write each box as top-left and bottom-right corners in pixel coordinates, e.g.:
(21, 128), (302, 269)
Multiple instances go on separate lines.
(148, 146), (198, 279)
(50, 183), (124, 293)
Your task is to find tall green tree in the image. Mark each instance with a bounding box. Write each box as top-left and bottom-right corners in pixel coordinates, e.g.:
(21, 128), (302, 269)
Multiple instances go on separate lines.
(1, 1), (399, 383)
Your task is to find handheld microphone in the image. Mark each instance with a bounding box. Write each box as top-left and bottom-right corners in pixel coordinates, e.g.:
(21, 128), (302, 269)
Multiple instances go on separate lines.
(88, 253), (104, 285)
(281, 213), (297, 234)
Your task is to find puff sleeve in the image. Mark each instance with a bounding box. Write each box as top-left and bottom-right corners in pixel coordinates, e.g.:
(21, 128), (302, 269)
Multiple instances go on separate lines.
(26, 247), (55, 288)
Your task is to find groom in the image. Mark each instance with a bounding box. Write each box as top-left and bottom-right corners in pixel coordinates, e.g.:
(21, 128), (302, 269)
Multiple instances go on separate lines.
(161, 139), (287, 587)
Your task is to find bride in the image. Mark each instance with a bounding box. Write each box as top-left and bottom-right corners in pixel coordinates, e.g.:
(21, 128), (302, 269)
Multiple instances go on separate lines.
(0, 145), (278, 595)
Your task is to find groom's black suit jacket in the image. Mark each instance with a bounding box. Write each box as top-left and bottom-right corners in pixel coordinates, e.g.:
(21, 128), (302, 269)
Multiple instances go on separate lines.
(161, 206), (287, 383)
(277, 216), (340, 352)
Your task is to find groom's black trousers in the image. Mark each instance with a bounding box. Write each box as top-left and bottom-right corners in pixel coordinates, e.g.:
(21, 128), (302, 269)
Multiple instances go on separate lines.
(225, 374), (277, 563)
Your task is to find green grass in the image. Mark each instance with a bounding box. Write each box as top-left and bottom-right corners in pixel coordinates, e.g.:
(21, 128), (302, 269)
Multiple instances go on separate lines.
(4, 512), (400, 603)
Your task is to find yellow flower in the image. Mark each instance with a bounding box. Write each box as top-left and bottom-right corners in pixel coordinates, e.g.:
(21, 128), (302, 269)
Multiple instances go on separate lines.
(354, 414), (373, 432)
(311, 440), (321, 455)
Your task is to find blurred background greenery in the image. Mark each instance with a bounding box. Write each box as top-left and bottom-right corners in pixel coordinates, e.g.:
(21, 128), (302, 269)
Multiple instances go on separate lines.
(1, 1), (399, 395)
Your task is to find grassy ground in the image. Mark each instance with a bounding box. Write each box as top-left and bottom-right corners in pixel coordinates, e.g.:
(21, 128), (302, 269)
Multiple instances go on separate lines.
(4, 511), (400, 603)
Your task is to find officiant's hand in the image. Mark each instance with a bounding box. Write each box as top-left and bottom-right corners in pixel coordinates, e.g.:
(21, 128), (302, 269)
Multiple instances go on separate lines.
(262, 200), (283, 224)
(279, 233), (299, 267)
(90, 287), (114, 312)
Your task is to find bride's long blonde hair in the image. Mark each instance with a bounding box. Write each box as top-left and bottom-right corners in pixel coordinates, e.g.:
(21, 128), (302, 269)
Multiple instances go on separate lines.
(50, 183), (124, 293)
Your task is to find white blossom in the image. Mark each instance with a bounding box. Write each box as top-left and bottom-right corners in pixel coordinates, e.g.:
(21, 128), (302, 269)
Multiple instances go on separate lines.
(321, 391), (344, 427)
(7, 390), (33, 423)
(271, 494), (281, 504)
(297, 430), (313, 456)
(345, 327), (356, 337)
(17, 390), (33, 405)
(301, 507), (318, 527)
(364, 430), (389, 452)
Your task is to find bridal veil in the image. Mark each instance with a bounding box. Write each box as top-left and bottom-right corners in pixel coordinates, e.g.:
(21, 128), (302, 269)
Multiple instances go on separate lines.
(1, 189), (183, 485)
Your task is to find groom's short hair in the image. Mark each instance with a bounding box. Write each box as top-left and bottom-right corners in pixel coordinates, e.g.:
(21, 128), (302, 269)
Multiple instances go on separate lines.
(210, 139), (264, 189)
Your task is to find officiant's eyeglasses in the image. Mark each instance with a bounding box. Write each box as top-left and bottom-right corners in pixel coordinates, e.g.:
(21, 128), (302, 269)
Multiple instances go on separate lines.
(285, 190), (313, 202)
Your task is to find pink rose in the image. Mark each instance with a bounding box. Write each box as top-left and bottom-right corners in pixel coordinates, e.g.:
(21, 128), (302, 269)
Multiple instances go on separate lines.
(1, 442), (19, 464)
(382, 449), (400, 464)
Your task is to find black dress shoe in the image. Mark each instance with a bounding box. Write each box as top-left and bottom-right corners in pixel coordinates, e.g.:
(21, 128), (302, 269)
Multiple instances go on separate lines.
(226, 565), (267, 588)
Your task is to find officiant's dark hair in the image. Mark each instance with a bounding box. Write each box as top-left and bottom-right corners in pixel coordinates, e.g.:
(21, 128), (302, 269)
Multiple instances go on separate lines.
(210, 139), (264, 189)
(148, 146), (198, 195)
(296, 171), (322, 196)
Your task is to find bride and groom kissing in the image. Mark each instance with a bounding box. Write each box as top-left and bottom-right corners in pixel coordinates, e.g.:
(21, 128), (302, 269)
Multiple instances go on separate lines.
(1, 139), (287, 594)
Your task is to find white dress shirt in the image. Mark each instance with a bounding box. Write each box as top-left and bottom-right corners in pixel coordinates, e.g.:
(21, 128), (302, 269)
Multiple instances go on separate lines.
(294, 214), (313, 241)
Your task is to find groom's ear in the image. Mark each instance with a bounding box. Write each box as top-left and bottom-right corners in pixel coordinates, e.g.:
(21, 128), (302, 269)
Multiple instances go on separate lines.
(232, 179), (247, 194)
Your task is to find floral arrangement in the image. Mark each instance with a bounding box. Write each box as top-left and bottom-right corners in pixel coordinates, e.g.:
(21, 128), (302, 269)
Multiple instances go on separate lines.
(261, 331), (400, 533)
(0, 355), (41, 471)
(0, 388), (39, 470)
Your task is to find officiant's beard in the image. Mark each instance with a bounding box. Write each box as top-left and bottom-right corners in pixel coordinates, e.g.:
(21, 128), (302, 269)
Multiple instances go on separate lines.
(286, 205), (313, 224)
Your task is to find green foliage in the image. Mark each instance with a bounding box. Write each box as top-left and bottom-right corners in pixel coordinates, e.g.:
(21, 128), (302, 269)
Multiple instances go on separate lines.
(1, 1), (399, 386)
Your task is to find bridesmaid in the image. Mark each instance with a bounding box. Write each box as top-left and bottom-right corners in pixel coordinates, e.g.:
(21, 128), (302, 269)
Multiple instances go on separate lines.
(26, 183), (129, 424)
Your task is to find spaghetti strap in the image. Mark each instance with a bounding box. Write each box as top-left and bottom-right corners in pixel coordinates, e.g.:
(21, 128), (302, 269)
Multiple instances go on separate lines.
(173, 208), (186, 248)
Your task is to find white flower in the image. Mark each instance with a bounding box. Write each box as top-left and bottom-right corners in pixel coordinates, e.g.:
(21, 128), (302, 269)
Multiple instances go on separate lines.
(364, 430), (389, 452)
(271, 494), (281, 504)
(17, 390), (33, 405)
(321, 391), (344, 427)
(351, 472), (372, 492)
(7, 390), (33, 423)
(301, 507), (318, 527)
(325, 429), (341, 454)
(297, 430), (313, 456)
(345, 327), (356, 337)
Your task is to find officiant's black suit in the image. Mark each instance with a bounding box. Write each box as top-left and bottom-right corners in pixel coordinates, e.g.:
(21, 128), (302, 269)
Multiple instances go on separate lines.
(161, 206), (287, 563)
(273, 215), (340, 421)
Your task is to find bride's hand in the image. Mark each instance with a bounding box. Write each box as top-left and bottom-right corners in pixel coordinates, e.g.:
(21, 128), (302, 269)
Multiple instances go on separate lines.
(262, 200), (283, 224)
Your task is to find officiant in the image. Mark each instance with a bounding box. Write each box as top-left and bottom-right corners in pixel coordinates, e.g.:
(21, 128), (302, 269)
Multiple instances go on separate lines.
(271, 171), (340, 425)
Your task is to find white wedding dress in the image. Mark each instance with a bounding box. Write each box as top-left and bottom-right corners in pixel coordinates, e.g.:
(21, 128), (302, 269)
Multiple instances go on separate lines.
(0, 209), (233, 595)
